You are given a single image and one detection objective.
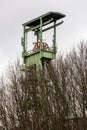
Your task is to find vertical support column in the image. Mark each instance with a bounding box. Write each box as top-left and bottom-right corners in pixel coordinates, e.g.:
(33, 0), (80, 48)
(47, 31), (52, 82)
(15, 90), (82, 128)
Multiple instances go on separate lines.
(23, 26), (27, 53)
(22, 26), (25, 52)
(22, 26), (27, 64)
(25, 28), (27, 53)
(40, 17), (43, 50)
(37, 30), (40, 42)
(22, 26), (25, 64)
(54, 21), (56, 54)
(37, 31), (39, 42)
(40, 17), (43, 70)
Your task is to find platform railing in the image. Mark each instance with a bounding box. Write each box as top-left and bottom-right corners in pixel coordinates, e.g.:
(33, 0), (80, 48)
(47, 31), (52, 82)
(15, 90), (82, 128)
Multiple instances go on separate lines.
(25, 47), (54, 56)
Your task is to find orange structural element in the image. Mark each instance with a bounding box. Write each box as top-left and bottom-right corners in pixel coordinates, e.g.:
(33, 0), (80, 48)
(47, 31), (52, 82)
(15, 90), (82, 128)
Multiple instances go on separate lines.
(33, 42), (49, 51)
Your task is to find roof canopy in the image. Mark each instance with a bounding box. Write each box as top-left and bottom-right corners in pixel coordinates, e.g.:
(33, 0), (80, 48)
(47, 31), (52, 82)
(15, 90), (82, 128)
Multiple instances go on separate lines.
(23, 11), (65, 27)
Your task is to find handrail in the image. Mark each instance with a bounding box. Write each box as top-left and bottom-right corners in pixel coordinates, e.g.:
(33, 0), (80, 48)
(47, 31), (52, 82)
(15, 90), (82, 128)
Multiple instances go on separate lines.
(25, 47), (54, 56)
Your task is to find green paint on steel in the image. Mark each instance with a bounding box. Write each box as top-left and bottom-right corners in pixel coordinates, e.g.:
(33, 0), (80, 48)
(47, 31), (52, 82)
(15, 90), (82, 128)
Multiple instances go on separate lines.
(21, 12), (65, 70)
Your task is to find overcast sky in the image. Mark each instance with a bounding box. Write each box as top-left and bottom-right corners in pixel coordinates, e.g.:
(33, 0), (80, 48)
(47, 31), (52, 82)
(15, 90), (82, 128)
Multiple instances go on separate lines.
(0, 0), (87, 72)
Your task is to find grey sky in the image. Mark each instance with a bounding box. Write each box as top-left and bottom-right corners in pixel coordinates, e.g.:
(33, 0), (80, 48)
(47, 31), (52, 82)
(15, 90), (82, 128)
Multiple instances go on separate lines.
(0, 0), (87, 72)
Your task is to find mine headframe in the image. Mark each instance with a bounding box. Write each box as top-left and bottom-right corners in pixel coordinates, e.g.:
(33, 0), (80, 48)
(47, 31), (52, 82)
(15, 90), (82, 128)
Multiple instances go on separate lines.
(21, 11), (65, 71)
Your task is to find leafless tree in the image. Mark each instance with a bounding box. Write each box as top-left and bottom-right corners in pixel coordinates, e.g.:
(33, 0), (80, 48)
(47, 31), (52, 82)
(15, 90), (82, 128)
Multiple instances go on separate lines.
(0, 42), (87, 130)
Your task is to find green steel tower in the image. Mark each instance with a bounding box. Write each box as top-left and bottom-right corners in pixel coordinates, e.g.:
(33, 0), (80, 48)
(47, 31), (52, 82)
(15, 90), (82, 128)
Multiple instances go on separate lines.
(21, 12), (65, 71)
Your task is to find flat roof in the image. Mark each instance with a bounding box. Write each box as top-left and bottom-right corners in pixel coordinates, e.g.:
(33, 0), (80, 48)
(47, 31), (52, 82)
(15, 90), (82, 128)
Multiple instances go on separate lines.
(23, 11), (65, 27)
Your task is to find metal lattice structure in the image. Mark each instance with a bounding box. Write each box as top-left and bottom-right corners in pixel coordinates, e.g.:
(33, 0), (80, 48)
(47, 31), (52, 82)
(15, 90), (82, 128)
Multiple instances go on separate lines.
(21, 12), (65, 71)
